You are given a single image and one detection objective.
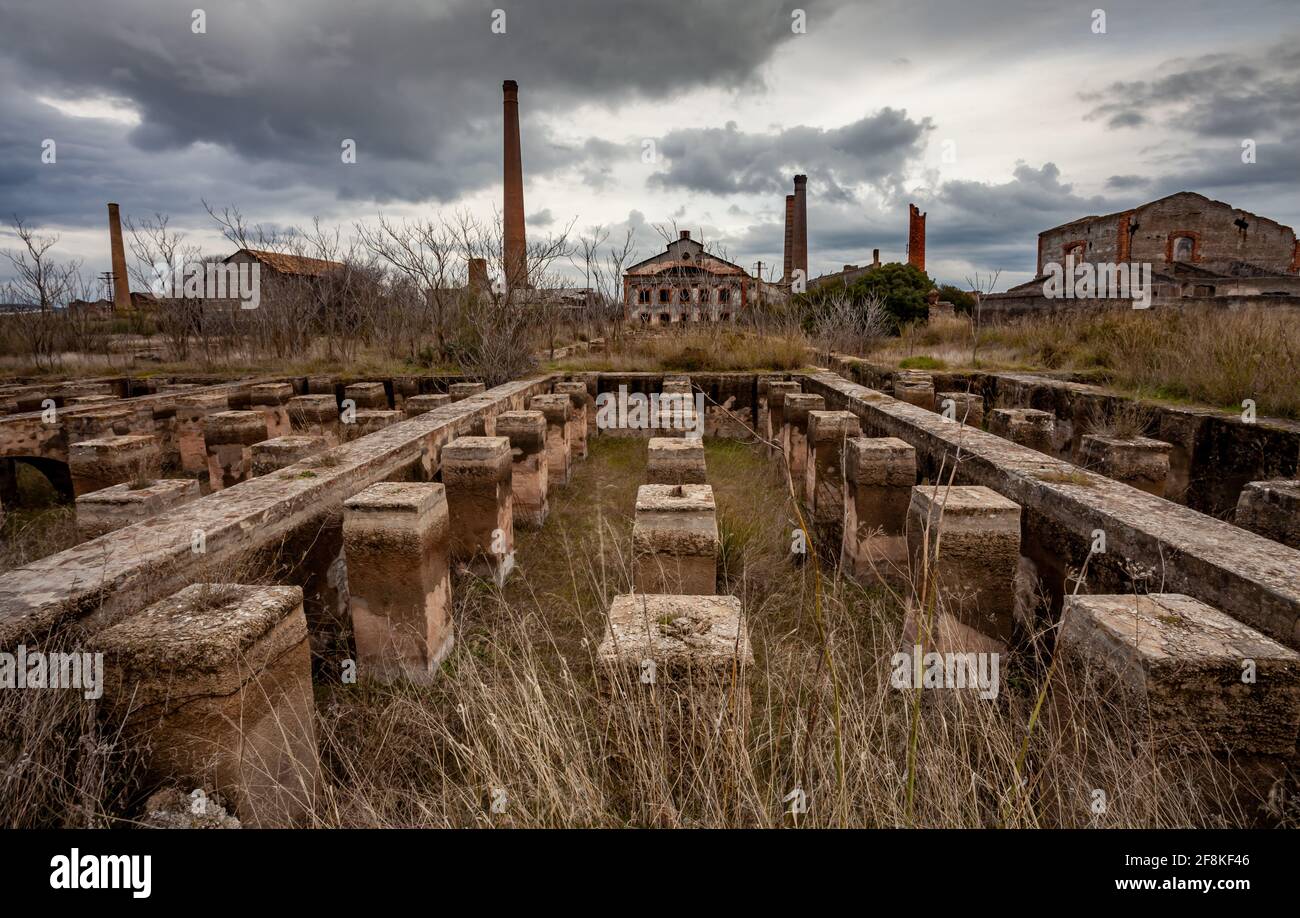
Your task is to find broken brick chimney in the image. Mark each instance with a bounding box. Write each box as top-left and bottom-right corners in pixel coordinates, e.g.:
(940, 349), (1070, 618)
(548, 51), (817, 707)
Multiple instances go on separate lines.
(793, 175), (808, 282)
(468, 257), (489, 292)
(107, 203), (131, 313)
(783, 194), (794, 282)
(503, 79), (527, 290)
(907, 203), (926, 273)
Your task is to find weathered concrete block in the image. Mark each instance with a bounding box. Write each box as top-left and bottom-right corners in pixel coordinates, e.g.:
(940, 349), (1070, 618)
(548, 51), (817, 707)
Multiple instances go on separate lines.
(404, 393), (453, 417)
(442, 436), (514, 582)
(448, 382), (486, 402)
(306, 375), (335, 395)
(842, 437), (916, 580)
(633, 484), (719, 595)
(175, 393), (228, 475)
(66, 394), (119, 407)
(204, 410), (266, 491)
(75, 478), (199, 540)
(345, 409), (403, 440)
(989, 408), (1056, 454)
(90, 584), (319, 827)
(781, 393), (825, 502)
(553, 381), (590, 460)
(1235, 480), (1300, 549)
(647, 437), (707, 485)
(597, 593), (752, 688)
(343, 381), (387, 410)
(906, 485), (1022, 648)
(250, 435), (327, 477)
(763, 380), (802, 455)
(250, 383), (294, 439)
(530, 394), (572, 487)
(343, 482), (453, 682)
(1080, 434), (1172, 497)
(69, 434), (161, 497)
(804, 410), (862, 521)
(495, 410), (549, 528)
(662, 375), (692, 395)
(1059, 593), (1300, 754)
(287, 394), (341, 445)
(894, 370), (935, 411)
(937, 391), (984, 428)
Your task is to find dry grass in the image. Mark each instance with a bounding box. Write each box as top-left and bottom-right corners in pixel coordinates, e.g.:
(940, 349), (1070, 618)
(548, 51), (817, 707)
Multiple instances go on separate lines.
(556, 328), (810, 374)
(868, 305), (1300, 418)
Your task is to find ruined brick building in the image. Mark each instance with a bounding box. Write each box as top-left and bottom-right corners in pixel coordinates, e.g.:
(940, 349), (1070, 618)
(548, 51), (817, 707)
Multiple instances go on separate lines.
(623, 231), (753, 324)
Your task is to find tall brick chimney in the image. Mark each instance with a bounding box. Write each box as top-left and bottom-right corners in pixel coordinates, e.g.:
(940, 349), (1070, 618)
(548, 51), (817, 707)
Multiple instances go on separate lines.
(907, 203), (926, 273)
(502, 79), (527, 290)
(782, 194), (794, 282)
(106, 202), (131, 312)
(792, 175), (808, 282)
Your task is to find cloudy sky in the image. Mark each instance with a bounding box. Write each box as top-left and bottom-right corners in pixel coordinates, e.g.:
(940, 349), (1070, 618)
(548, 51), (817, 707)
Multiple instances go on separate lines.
(1, 0), (1297, 293)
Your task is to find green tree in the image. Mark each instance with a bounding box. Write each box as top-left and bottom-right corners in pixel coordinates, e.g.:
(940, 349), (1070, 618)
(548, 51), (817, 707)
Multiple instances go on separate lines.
(799, 262), (934, 332)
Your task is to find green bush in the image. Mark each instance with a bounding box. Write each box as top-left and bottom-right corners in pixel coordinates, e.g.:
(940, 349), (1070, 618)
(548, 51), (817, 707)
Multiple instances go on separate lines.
(799, 262), (934, 333)
(937, 284), (977, 314)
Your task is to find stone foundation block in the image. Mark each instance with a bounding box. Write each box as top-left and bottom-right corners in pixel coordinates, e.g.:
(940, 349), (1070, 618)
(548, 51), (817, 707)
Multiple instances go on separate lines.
(448, 382), (486, 402)
(344, 482), (454, 682)
(647, 437), (707, 485)
(989, 408), (1056, 454)
(495, 410), (549, 528)
(553, 381), (591, 460)
(343, 382), (387, 410)
(597, 593), (752, 690)
(937, 391), (984, 428)
(75, 478), (199, 540)
(1080, 434), (1172, 497)
(530, 394), (572, 487)
(176, 393), (228, 475)
(345, 409), (403, 440)
(763, 380), (802, 455)
(906, 485), (1021, 648)
(404, 393), (453, 417)
(204, 410), (266, 491)
(250, 435), (328, 477)
(442, 436), (514, 583)
(804, 410), (863, 521)
(250, 383), (295, 439)
(1059, 593), (1300, 754)
(69, 434), (161, 497)
(90, 584), (319, 828)
(633, 484), (719, 595)
(842, 437), (916, 580)
(306, 375), (335, 395)
(781, 393), (825, 502)
(894, 371), (935, 411)
(1235, 480), (1300, 549)
(287, 395), (341, 445)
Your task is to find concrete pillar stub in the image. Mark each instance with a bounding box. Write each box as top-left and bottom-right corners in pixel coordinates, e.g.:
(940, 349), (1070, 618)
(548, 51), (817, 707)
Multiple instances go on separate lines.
(345, 409), (403, 440)
(69, 433), (161, 497)
(343, 482), (454, 683)
(250, 383), (295, 438)
(495, 410), (549, 528)
(204, 410), (266, 491)
(529, 394), (572, 487)
(75, 478), (199, 540)
(647, 437), (707, 485)
(176, 392), (230, 475)
(894, 371), (936, 412)
(250, 435), (328, 477)
(906, 485), (1021, 651)
(89, 583), (319, 827)
(1059, 592), (1300, 755)
(287, 395), (341, 445)
(448, 382), (486, 402)
(633, 484), (719, 595)
(764, 380), (802, 454)
(842, 437), (916, 581)
(1079, 434), (1172, 497)
(442, 436), (515, 583)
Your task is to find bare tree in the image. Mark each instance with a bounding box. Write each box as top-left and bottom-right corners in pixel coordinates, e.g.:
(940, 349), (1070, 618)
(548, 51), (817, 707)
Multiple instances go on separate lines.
(963, 269), (1002, 367)
(1, 217), (88, 369)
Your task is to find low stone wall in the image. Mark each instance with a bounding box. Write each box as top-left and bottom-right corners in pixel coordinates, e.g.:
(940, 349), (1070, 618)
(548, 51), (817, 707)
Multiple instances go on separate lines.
(802, 364), (1300, 650)
(0, 374), (554, 649)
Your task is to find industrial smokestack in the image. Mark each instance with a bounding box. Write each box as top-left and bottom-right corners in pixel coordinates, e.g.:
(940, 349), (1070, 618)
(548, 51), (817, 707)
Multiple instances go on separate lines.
(106, 203), (131, 313)
(503, 79), (527, 290)
(908, 203), (926, 273)
(782, 194), (794, 282)
(792, 175), (808, 283)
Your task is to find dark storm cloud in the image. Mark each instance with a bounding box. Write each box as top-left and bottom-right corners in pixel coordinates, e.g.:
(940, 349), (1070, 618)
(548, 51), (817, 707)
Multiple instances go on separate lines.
(1106, 174), (1150, 190)
(0, 0), (840, 215)
(647, 109), (933, 199)
(1081, 44), (1300, 138)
